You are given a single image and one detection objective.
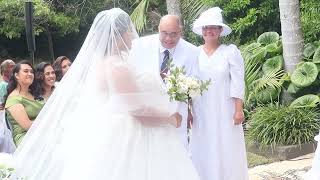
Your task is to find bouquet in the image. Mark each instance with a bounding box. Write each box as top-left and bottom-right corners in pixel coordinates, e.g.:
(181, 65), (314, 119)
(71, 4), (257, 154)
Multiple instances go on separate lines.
(0, 153), (25, 180)
(164, 62), (211, 103)
(0, 153), (14, 179)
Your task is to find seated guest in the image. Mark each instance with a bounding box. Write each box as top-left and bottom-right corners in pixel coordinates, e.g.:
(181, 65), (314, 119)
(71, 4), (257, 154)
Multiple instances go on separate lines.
(53, 56), (72, 81)
(0, 59), (15, 109)
(34, 62), (56, 101)
(4, 60), (44, 146)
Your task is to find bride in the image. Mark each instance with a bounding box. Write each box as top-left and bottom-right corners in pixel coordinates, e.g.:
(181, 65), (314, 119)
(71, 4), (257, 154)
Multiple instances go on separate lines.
(10, 8), (200, 180)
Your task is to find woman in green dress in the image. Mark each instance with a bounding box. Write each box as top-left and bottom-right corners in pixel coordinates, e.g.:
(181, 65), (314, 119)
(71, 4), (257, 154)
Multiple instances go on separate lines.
(4, 61), (44, 146)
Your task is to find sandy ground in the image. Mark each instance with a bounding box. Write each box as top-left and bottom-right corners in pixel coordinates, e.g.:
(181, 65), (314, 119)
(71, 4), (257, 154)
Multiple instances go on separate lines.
(249, 153), (314, 180)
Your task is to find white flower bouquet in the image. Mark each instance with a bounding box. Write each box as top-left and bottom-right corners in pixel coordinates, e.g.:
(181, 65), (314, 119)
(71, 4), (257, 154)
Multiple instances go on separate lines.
(0, 153), (14, 179)
(164, 62), (211, 103)
(0, 153), (25, 180)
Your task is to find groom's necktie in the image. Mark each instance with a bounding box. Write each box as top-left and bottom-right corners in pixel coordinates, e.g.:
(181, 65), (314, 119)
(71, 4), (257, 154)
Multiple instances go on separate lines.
(160, 50), (170, 74)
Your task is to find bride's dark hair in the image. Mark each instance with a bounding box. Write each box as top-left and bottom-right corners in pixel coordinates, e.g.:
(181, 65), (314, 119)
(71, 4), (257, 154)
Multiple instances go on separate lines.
(114, 13), (132, 35)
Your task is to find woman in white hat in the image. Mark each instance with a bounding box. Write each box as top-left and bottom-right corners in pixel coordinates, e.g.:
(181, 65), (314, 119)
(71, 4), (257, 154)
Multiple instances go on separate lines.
(190, 7), (249, 180)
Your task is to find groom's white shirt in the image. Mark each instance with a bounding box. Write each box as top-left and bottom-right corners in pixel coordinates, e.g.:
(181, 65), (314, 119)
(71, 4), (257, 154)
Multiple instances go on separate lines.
(129, 34), (199, 148)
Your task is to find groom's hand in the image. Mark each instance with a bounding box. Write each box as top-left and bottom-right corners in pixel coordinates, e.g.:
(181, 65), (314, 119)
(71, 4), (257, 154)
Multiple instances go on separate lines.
(170, 112), (182, 128)
(160, 73), (167, 80)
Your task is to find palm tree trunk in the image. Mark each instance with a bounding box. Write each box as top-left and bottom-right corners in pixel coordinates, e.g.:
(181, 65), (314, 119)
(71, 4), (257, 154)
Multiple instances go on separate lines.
(279, 0), (304, 73)
(166, 0), (181, 16)
(279, 0), (304, 103)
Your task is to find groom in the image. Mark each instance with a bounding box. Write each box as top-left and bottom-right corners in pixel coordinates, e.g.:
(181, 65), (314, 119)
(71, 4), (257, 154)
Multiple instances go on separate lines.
(129, 15), (199, 148)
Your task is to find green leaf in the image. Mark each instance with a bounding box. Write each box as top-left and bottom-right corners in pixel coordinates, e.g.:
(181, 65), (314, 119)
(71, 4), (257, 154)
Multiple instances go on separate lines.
(250, 47), (267, 63)
(257, 32), (280, 45)
(291, 62), (318, 87)
(303, 43), (317, 58)
(262, 55), (283, 74)
(290, 94), (320, 108)
(181, 0), (210, 23)
(130, 0), (150, 33)
(287, 83), (301, 94)
(255, 86), (279, 103)
(313, 47), (320, 63)
(244, 42), (261, 52)
(265, 43), (280, 53)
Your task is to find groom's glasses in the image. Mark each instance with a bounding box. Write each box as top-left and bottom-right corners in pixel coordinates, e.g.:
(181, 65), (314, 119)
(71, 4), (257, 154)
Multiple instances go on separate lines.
(160, 31), (181, 38)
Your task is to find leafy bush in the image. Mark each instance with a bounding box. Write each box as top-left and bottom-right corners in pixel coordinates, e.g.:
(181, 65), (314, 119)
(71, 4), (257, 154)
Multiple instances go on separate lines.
(247, 104), (320, 147)
(241, 32), (286, 107)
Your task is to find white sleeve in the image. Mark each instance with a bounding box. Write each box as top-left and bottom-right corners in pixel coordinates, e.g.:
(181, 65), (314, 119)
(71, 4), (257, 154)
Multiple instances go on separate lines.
(229, 45), (245, 100)
(185, 46), (200, 78)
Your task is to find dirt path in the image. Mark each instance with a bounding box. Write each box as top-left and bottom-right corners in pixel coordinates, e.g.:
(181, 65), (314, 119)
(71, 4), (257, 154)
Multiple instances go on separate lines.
(249, 153), (314, 180)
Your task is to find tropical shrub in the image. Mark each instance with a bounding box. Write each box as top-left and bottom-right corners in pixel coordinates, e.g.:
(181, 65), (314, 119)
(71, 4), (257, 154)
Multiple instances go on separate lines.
(241, 31), (286, 107)
(247, 104), (320, 147)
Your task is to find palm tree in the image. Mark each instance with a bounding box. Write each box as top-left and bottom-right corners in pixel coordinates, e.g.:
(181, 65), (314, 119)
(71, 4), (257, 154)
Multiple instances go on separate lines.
(166, 0), (181, 15)
(279, 0), (304, 73)
(279, 0), (304, 103)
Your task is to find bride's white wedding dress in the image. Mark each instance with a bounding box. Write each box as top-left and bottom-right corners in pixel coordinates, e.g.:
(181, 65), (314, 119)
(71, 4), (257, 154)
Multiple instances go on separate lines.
(12, 61), (199, 180)
(57, 64), (200, 180)
(10, 8), (200, 180)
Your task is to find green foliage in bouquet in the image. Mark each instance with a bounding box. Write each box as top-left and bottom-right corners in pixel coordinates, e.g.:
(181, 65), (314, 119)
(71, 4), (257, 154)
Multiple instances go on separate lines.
(0, 165), (14, 179)
(247, 104), (320, 147)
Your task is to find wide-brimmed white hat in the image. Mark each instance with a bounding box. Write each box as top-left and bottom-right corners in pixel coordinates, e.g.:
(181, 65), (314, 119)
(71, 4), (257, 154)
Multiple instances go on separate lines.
(192, 7), (232, 37)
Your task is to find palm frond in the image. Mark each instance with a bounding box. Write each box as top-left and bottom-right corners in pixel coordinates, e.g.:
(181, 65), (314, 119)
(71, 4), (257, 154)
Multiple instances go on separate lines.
(130, 0), (150, 33)
(252, 70), (285, 93)
(181, 0), (209, 22)
(244, 55), (262, 103)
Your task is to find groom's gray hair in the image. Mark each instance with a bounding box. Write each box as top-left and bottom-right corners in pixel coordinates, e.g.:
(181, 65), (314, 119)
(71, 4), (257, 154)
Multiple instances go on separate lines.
(159, 15), (183, 29)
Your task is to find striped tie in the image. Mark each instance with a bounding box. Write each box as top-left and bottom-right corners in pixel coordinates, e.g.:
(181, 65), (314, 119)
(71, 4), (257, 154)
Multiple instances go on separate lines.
(160, 49), (170, 74)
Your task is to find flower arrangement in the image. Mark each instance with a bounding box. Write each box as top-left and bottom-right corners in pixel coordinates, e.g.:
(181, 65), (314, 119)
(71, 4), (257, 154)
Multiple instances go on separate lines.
(164, 61), (211, 103)
(0, 153), (14, 179)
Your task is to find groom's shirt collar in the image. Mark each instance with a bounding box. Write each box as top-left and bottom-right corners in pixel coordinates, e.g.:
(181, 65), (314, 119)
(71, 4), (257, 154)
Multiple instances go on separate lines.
(159, 45), (175, 55)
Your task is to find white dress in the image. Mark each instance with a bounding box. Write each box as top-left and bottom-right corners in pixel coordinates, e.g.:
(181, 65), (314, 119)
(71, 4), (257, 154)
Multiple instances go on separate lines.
(191, 44), (249, 180)
(11, 62), (200, 180)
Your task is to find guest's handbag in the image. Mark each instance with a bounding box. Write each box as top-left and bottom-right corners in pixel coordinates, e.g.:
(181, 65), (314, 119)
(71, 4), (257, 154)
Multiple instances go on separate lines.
(0, 111), (16, 153)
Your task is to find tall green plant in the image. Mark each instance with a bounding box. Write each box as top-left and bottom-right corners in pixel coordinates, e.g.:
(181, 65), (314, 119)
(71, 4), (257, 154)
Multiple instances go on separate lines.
(247, 104), (320, 147)
(242, 32), (286, 106)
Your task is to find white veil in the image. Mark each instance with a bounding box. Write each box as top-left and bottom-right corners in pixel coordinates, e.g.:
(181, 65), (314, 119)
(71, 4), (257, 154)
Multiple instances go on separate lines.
(11, 8), (176, 179)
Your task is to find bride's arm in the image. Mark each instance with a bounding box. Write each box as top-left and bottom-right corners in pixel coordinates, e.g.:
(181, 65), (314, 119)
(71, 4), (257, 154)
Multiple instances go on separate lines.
(108, 63), (180, 127)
